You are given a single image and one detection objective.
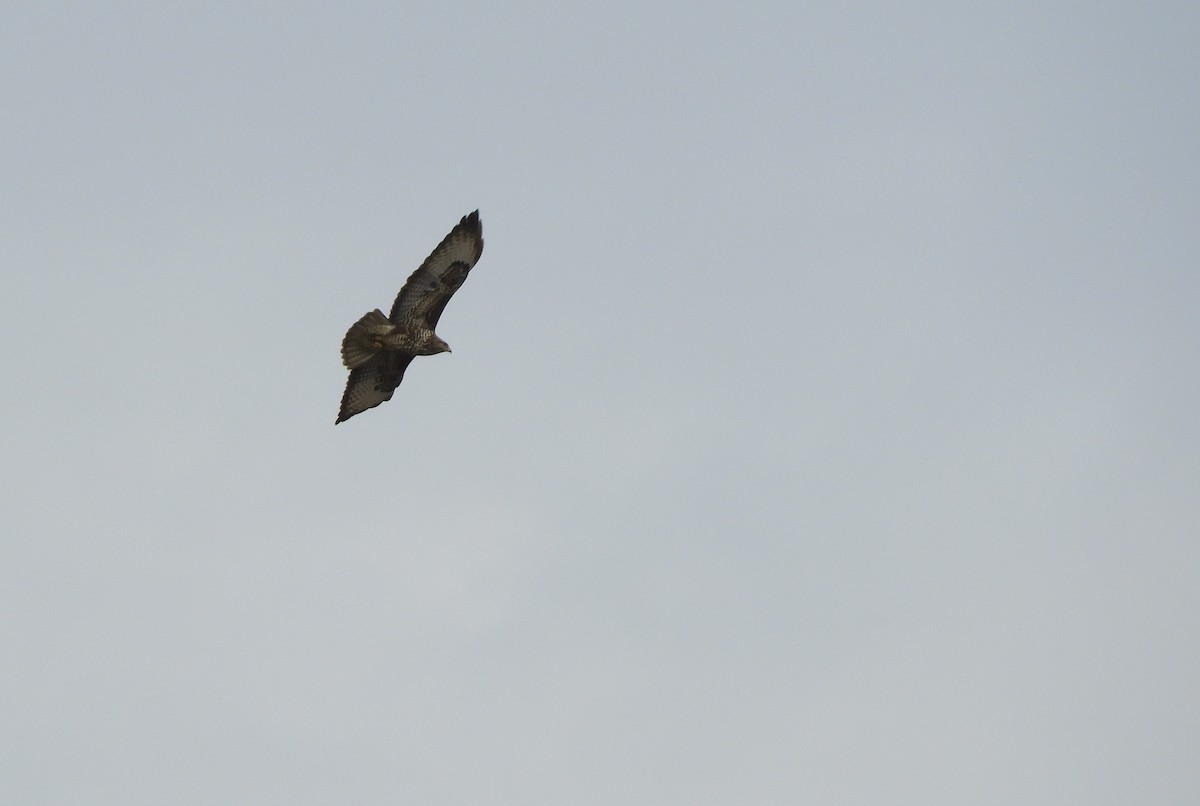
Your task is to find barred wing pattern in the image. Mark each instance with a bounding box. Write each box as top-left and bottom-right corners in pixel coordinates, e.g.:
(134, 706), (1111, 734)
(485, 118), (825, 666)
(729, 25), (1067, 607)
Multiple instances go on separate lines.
(389, 211), (485, 328)
(336, 353), (415, 423)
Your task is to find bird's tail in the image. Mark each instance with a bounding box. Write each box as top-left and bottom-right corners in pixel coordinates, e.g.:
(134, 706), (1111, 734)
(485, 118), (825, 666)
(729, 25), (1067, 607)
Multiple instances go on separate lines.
(341, 309), (395, 369)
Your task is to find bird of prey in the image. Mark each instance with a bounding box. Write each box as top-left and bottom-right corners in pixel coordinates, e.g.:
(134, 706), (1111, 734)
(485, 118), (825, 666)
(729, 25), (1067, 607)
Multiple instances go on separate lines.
(336, 210), (484, 423)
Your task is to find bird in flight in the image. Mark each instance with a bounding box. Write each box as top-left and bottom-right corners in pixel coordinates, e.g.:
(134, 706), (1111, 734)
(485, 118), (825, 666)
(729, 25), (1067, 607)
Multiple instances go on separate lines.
(336, 210), (484, 423)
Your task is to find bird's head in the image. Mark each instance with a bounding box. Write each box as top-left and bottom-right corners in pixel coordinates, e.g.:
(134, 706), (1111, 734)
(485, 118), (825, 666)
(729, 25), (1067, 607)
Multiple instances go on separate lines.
(412, 332), (452, 356)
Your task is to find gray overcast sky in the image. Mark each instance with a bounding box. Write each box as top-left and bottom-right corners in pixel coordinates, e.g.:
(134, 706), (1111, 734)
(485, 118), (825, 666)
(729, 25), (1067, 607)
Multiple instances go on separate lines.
(2, 1), (1198, 803)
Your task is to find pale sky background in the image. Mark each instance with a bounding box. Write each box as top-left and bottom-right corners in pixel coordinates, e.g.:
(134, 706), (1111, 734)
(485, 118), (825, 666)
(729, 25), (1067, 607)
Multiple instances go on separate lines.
(2, 2), (1199, 804)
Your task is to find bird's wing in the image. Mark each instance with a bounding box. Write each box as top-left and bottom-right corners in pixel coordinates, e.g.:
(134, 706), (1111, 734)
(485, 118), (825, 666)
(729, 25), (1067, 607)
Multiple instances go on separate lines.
(335, 352), (415, 423)
(389, 210), (484, 329)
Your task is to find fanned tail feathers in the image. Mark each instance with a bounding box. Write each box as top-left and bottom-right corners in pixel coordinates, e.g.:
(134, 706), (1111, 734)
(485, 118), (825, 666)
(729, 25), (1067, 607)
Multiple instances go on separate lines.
(341, 309), (395, 369)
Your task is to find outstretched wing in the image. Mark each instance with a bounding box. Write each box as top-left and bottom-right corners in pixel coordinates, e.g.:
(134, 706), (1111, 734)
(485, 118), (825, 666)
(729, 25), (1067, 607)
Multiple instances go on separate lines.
(336, 352), (415, 424)
(389, 210), (484, 328)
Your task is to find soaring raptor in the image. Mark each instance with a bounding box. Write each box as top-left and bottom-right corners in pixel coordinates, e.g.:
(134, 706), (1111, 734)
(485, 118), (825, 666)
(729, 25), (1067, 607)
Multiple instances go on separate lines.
(336, 210), (484, 423)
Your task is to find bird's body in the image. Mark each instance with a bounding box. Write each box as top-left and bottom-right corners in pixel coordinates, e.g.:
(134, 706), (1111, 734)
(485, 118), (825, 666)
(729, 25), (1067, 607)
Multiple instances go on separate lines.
(340, 310), (446, 369)
(336, 211), (483, 423)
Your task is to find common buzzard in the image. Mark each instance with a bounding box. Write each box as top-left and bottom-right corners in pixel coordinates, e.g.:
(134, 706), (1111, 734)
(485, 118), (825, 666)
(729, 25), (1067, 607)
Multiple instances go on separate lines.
(336, 210), (484, 423)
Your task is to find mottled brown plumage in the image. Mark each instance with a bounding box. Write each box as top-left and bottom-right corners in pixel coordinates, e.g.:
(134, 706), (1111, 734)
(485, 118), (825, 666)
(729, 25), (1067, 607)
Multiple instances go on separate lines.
(336, 211), (484, 423)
